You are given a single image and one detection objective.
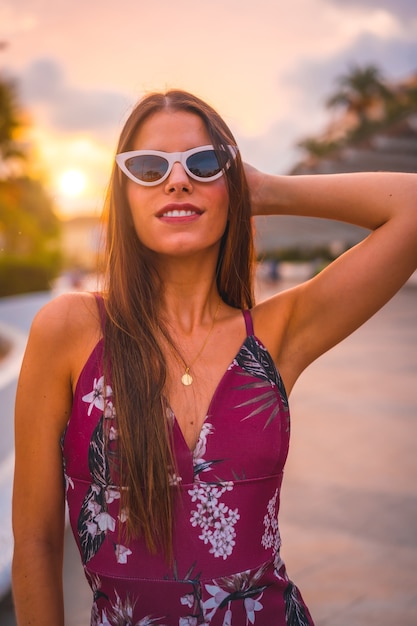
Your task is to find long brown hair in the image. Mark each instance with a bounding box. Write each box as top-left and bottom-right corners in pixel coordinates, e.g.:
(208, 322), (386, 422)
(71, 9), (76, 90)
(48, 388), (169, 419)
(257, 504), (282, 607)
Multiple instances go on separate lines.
(101, 90), (255, 556)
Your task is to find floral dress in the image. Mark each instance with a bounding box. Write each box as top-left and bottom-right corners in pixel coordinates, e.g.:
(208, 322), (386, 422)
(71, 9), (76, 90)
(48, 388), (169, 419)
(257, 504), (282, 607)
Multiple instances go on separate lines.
(62, 300), (315, 626)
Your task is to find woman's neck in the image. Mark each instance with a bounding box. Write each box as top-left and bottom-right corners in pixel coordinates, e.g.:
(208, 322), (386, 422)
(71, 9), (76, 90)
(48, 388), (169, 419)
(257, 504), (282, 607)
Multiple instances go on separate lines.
(155, 251), (221, 331)
(161, 282), (221, 334)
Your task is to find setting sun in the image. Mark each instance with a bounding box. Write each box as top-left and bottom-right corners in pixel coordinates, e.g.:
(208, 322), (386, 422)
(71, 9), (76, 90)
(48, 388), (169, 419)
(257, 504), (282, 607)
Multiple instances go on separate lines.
(59, 169), (87, 197)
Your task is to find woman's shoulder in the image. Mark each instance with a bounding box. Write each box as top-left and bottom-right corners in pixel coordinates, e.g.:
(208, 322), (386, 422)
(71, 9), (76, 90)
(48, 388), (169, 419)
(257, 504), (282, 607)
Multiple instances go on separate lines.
(30, 290), (102, 355)
(33, 290), (99, 328)
(249, 285), (301, 378)
(251, 286), (298, 334)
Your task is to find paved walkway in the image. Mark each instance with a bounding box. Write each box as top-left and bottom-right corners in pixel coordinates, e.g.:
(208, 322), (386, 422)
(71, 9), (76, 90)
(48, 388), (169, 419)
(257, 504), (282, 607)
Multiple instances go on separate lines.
(1, 283), (416, 625)
(277, 283), (417, 625)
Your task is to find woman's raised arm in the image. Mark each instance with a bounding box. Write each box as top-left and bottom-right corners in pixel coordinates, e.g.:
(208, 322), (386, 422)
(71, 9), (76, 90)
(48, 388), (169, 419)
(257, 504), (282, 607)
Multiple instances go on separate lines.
(247, 166), (417, 390)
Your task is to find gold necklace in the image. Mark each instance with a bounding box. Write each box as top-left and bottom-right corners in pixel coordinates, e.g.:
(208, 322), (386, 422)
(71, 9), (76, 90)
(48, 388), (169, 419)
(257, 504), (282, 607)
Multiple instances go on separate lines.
(171, 299), (222, 386)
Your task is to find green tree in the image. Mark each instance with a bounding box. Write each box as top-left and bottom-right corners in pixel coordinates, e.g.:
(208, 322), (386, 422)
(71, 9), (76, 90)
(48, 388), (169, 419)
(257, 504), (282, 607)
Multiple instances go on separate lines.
(297, 64), (396, 162)
(297, 137), (339, 159)
(0, 177), (62, 295)
(0, 75), (26, 170)
(0, 74), (62, 296)
(326, 64), (393, 126)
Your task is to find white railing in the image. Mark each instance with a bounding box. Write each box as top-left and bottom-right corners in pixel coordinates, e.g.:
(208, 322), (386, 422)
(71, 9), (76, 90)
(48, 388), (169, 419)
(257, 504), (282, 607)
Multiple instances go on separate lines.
(0, 321), (27, 598)
(0, 293), (51, 599)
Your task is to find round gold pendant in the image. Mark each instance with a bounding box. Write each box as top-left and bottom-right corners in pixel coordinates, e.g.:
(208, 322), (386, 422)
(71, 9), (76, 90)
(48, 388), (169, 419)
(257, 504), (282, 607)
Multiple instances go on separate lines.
(181, 371), (193, 386)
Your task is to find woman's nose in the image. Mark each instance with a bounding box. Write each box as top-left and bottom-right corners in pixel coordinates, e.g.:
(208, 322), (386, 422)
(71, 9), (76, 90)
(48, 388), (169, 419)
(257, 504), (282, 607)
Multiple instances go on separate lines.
(164, 162), (193, 193)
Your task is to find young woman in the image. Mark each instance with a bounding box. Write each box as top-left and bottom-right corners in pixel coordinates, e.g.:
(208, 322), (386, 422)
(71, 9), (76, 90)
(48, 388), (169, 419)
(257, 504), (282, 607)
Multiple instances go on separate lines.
(12, 90), (417, 625)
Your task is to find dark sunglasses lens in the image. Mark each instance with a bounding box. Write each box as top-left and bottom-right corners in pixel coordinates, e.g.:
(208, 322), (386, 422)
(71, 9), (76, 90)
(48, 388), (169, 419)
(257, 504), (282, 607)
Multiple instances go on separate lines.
(125, 155), (168, 182)
(187, 149), (229, 178)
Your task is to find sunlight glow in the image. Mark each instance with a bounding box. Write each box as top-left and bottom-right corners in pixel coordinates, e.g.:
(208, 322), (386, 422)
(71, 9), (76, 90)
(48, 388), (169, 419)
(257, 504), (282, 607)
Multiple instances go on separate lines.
(59, 169), (87, 197)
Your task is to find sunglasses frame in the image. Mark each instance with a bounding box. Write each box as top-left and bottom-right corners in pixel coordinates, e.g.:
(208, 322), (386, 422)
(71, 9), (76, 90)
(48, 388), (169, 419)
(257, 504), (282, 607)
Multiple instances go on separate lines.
(115, 144), (237, 186)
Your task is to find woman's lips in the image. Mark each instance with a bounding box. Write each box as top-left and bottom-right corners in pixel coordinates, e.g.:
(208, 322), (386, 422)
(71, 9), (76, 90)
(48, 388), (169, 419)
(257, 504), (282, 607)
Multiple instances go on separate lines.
(157, 203), (203, 220)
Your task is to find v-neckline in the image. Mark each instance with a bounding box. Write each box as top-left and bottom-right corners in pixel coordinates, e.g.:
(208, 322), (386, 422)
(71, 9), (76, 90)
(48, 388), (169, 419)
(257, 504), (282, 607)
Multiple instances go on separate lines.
(171, 334), (250, 454)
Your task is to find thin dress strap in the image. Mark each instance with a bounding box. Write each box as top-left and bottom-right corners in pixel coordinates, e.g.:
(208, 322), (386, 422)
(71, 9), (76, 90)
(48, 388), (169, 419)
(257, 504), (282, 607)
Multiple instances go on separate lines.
(94, 292), (106, 333)
(242, 309), (254, 337)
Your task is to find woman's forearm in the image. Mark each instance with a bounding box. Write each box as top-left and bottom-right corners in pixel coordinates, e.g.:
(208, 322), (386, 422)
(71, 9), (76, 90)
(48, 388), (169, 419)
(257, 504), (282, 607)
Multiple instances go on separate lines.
(250, 169), (417, 231)
(12, 541), (65, 625)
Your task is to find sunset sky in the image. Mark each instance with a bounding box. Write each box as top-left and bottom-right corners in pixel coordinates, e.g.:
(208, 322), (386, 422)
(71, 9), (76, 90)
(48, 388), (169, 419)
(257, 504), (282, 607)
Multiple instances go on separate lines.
(1, 0), (417, 217)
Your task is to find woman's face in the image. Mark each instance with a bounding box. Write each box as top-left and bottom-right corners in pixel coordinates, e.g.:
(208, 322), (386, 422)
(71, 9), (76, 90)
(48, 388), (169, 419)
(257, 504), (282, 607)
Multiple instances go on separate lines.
(125, 110), (230, 260)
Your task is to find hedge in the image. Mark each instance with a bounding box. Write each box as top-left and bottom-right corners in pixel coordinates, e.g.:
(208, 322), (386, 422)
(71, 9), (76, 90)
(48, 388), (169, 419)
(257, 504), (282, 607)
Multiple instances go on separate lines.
(0, 255), (61, 297)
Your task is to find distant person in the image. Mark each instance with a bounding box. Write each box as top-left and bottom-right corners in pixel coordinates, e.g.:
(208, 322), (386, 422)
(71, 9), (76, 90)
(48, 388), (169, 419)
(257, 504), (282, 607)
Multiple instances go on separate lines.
(69, 267), (84, 290)
(11, 90), (417, 625)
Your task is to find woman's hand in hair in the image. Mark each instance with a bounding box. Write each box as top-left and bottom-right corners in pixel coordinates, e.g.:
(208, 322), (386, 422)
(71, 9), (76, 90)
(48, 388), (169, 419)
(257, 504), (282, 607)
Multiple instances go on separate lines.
(243, 162), (268, 216)
(243, 162), (287, 217)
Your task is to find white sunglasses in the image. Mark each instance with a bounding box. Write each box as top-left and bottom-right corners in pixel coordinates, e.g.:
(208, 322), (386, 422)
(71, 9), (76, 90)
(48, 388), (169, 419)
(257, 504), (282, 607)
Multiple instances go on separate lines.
(115, 144), (237, 186)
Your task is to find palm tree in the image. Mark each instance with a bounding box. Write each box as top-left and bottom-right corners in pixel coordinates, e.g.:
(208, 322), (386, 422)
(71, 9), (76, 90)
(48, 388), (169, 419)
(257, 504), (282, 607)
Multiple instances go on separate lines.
(0, 75), (26, 171)
(326, 64), (393, 126)
(297, 137), (338, 159)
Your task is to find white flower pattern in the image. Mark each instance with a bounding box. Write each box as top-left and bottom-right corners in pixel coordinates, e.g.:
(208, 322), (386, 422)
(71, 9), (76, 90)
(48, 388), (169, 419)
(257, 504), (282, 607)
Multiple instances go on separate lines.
(114, 544), (133, 564)
(192, 421), (214, 470)
(203, 571), (265, 625)
(95, 511), (116, 532)
(179, 618), (198, 626)
(82, 376), (113, 416)
(189, 482), (239, 560)
(262, 488), (285, 577)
